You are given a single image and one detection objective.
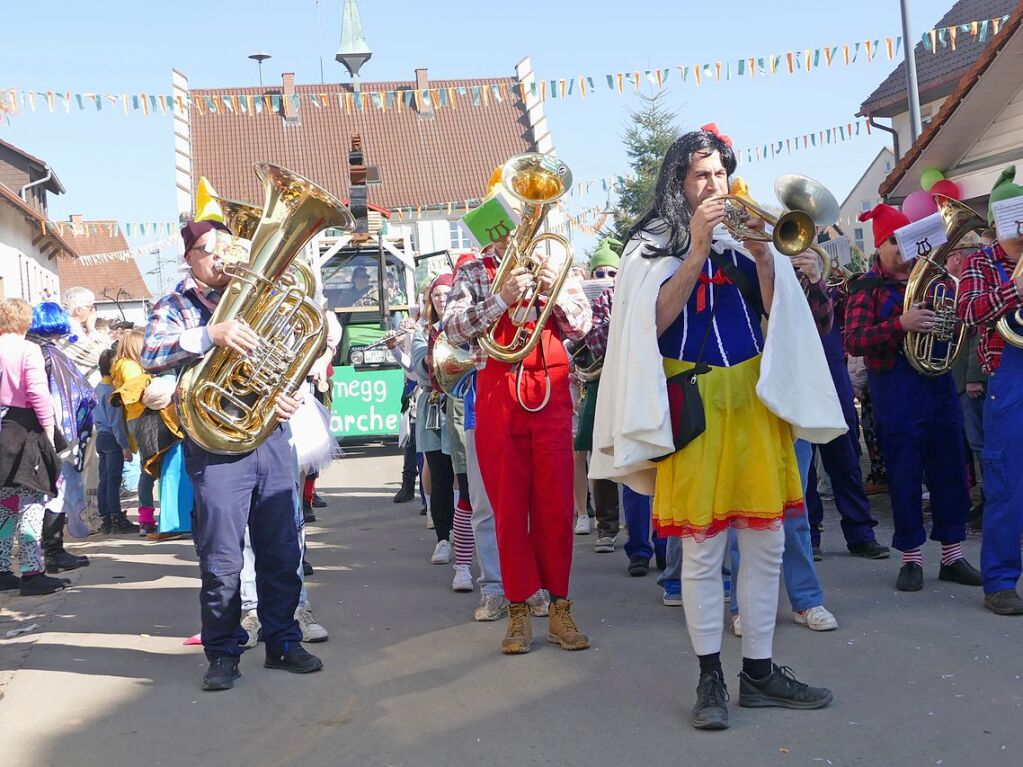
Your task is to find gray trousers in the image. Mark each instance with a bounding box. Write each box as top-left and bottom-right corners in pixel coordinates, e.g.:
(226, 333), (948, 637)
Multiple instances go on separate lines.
(465, 429), (504, 596)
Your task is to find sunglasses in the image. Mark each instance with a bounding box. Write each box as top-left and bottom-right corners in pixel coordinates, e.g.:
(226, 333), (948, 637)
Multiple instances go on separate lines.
(593, 268), (617, 278)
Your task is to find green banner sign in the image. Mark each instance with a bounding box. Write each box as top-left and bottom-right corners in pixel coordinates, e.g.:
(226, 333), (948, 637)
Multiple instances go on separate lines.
(329, 366), (405, 438)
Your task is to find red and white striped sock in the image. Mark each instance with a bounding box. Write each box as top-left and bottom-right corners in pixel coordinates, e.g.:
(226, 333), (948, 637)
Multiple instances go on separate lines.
(940, 542), (964, 566)
(452, 499), (475, 566)
(902, 548), (923, 566)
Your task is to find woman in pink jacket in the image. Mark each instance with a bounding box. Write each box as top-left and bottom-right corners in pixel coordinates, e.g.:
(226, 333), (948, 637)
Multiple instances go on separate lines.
(0, 298), (69, 596)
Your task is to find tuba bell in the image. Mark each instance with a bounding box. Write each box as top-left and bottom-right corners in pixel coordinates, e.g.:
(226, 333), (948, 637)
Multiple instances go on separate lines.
(431, 331), (475, 395)
(177, 164), (354, 454)
(997, 257), (1023, 348)
(902, 195), (982, 376)
(478, 153), (575, 366)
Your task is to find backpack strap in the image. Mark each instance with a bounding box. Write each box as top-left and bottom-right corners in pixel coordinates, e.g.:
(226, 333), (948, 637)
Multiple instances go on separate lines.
(708, 248), (766, 319)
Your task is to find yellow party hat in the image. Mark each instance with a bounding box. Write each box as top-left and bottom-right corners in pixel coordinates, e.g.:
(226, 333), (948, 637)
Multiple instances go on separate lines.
(195, 177), (225, 223)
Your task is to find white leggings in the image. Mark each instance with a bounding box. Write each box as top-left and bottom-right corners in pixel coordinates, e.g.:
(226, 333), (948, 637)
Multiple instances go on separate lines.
(682, 526), (784, 660)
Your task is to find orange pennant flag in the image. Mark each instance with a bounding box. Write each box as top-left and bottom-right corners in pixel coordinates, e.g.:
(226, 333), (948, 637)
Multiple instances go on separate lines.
(842, 44), (850, 65)
(949, 27), (958, 50)
(824, 47), (833, 67)
(885, 37), (894, 59)
(786, 52), (794, 74)
(693, 65), (701, 86)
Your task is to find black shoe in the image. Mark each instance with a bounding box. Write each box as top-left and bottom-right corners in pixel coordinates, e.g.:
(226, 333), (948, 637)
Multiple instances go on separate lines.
(984, 589), (1023, 615)
(311, 492), (327, 508)
(738, 664), (833, 710)
(419, 505), (428, 516)
(303, 559), (314, 576)
(265, 645), (323, 674)
(302, 503), (317, 524)
(897, 562), (924, 592)
(45, 550), (90, 573)
(628, 556), (650, 577)
(18, 572), (71, 596)
(848, 541), (891, 560)
(42, 510), (88, 572)
(202, 655), (241, 691)
(110, 515), (139, 534)
(0, 571), (19, 591)
(812, 546), (823, 562)
(689, 670), (729, 730)
(393, 482), (416, 504)
(98, 517), (112, 534)
(939, 558), (983, 587)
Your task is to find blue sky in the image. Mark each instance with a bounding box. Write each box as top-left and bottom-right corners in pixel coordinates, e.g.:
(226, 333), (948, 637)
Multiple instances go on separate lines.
(1, 0), (957, 288)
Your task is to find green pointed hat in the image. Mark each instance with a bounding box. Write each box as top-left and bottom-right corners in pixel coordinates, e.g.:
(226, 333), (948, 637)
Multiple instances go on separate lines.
(988, 165), (1023, 225)
(589, 238), (622, 272)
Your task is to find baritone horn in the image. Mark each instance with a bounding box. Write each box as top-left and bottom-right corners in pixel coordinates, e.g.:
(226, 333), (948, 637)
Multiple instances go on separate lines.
(902, 195), (982, 376)
(478, 153), (574, 366)
(177, 164), (354, 454)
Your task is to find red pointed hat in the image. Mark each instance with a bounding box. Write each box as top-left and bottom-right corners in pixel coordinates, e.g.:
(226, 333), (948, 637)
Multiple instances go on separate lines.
(859, 204), (909, 245)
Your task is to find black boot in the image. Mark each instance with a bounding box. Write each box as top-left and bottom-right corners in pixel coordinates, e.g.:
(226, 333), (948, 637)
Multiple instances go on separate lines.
(43, 510), (90, 573)
(393, 474), (416, 503)
(302, 502), (317, 523)
(19, 572), (71, 596)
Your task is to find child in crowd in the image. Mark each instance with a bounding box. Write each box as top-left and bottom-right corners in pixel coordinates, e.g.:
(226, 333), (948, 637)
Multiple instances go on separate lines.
(93, 348), (136, 533)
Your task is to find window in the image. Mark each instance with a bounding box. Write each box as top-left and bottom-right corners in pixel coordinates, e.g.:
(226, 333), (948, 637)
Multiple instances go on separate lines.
(854, 227), (865, 252)
(449, 220), (470, 250)
(884, 161), (892, 172)
(861, 199), (871, 212)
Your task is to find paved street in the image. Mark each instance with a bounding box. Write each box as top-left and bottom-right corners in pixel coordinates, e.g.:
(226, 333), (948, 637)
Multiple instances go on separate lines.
(2, 443), (1022, 767)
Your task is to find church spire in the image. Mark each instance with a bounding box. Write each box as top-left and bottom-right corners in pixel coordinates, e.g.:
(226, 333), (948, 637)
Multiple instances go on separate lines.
(336, 0), (372, 91)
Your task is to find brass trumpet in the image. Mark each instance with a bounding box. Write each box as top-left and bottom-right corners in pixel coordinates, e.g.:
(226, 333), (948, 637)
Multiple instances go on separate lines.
(997, 258), (1023, 348)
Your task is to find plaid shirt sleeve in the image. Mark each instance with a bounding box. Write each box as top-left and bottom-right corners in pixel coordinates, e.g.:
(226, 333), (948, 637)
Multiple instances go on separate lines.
(843, 281), (905, 366)
(584, 286), (613, 358)
(957, 250), (1023, 327)
(141, 293), (204, 375)
(442, 259), (508, 347)
(799, 272), (834, 337)
(550, 268), (592, 342)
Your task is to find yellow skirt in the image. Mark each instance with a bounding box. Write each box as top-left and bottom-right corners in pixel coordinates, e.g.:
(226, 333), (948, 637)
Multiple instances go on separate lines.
(653, 354), (803, 540)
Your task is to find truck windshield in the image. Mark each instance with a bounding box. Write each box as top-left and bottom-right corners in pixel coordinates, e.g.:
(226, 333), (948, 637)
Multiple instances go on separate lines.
(322, 254), (409, 321)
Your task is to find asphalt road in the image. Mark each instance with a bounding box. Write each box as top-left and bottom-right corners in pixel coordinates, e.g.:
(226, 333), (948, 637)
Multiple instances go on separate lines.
(1, 443), (1021, 767)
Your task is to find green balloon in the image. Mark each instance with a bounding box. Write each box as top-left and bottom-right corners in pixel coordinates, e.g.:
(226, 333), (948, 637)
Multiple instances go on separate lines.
(920, 167), (945, 191)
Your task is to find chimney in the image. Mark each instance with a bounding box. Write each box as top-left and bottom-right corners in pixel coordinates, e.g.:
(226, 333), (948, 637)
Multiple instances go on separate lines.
(282, 72), (298, 123)
(415, 68), (434, 118)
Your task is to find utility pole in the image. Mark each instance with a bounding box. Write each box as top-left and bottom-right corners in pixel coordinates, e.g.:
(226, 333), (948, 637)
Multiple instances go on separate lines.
(900, 0), (923, 142)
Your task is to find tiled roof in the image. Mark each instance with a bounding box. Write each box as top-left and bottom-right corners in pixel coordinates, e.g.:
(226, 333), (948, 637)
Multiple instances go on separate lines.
(188, 75), (536, 212)
(879, 1), (1023, 197)
(56, 221), (152, 300)
(858, 0), (1020, 117)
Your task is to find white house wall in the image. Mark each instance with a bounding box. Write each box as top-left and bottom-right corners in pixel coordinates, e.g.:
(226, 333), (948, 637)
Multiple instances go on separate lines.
(838, 148), (894, 255)
(961, 82), (1023, 166)
(892, 97), (948, 158)
(96, 300), (149, 326)
(0, 205), (60, 302)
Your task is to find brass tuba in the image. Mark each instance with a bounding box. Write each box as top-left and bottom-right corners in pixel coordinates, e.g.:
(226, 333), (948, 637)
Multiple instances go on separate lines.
(177, 164), (354, 454)
(431, 332), (475, 395)
(478, 153), (574, 365)
(719, 174), (839, 283)
(902, 195), (983, 376)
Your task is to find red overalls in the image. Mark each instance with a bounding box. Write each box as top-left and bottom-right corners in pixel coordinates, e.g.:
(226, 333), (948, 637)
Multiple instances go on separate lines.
(473, 259), (575, 603)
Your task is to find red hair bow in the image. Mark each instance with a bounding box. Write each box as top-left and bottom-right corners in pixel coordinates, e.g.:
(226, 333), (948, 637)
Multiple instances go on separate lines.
(700, 122), (733, 148)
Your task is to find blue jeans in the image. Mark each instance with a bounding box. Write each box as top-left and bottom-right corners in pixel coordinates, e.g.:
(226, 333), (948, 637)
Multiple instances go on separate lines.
(466, 430), (504, 596)
(658, 536), (681, 594)
(731, 438), (824, 613)
(622, 487), (665, 562)
(96, 432), (124, 520)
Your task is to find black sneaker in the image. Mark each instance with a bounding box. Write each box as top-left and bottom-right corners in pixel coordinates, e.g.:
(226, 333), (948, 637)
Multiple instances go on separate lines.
(303, 559), (314, 576)
(628, 556), (650, 577)
(18, 572), (71, 596)
(848, 541), (891, 559)
(689, 670), (729, 730)
(939, 558), (983, 587)
(202, 655), (241, 691)
(812, 545), (823, 562)
(98, 517), (112, 534)
(110, 515), (139, 534)
(984, 589), (1023, 615)
(0, 571), (19, 591)
(302, 503), (317, 523)
(265, 645), (323, 674)
(311, 493), (327, 508)
(393, 484), (415, 503)
(738, 664), (833, 710)
(896, 562), (924, 592)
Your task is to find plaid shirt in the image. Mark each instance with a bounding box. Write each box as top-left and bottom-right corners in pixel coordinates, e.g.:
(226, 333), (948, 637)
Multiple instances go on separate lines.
(444, 246), (592, 369)
(584, 285), (613, 359)
(843, 263), (908, 374)
(957, 243), (1023, 375)
(799, 272), (834, 337)
(141, 275), (218, 375)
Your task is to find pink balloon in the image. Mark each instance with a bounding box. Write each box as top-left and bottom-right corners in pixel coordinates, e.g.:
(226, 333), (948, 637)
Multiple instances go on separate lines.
(929, 179), (961, 200)
(902, 189), (939, 222)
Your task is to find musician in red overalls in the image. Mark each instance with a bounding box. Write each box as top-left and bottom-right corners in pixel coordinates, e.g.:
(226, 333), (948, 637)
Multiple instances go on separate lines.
(445, 232), (592, 654)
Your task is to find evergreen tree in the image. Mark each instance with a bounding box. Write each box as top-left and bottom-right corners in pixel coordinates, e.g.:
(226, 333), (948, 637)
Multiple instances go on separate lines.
(605, 91), (680, 241)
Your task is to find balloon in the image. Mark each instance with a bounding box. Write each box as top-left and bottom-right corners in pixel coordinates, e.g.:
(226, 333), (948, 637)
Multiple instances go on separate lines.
(920, 167), (945, 191)
(902, 189), (939, 222)
(929, 179), (961, 200)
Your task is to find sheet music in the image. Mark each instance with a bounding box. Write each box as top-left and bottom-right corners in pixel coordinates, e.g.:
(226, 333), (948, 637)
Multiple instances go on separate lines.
(894, 212), (948, 264)
(992, 197), (1023, 243)
(580, 278), (614, 305)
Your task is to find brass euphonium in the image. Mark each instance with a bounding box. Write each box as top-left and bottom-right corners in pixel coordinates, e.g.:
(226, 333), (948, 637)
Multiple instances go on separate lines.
(902, 195), (983, 376)
(177, 163), (354, 454)
(478, 153), (574, 365)
(431, 332), (475, 395)
(997, 257), (1023, 349)
(719, 174), (839, 283)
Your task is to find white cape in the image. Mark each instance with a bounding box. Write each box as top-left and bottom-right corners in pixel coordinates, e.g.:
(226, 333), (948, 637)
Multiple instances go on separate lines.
(589, 223), (846, 495)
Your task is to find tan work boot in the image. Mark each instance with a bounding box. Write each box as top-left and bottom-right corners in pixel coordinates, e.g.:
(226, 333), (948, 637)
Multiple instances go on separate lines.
(501, 602), (532, 654)
(548, 598), (590, 650)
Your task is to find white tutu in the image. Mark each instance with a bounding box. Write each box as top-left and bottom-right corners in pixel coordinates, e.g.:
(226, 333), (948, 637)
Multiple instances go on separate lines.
(289, 396), (340, 475)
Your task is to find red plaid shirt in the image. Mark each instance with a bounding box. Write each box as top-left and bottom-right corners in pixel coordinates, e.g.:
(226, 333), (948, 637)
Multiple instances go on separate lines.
(957, 243), (1023, 375)
(843, 263), (908, 374)
(584, 285), (613, 359)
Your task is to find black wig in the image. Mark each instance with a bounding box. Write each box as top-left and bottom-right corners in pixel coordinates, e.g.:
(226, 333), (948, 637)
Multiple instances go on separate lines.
(626, 129), (737, 258)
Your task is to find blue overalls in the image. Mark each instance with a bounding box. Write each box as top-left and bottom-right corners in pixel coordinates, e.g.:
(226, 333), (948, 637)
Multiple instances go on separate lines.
(980, 260), (1023, 594)
(866, 284), (969, 552)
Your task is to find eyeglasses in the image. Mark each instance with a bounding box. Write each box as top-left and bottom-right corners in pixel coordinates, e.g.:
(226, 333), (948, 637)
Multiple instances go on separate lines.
(593, 268), (617, 279)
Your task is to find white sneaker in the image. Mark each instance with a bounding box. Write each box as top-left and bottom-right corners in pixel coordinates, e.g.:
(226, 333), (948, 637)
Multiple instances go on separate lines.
(526, 589), (550, 617)
(794, 605), (838, 632)
(593, 535), (616, 553)
(431, 539), (452, 564)
(426, 510), (434, 530)
(730, 613), (742, 637)
(241, 609), (260, 648)
(296, 606), (329, 643)
(452, 565), (473, 592)
(474, 593), (509, 621)
(574, 515), (591, 535)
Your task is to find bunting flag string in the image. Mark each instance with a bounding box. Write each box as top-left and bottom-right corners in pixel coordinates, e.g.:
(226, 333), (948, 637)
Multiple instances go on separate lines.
(70, 236), (179, 266)
(0, 14), (1010, 122)
(42, 220), (179, 239)
(732, 118), (873, 166)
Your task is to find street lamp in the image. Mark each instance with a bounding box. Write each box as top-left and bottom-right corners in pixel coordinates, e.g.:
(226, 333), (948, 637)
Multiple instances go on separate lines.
(249, 52), (272, 87)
